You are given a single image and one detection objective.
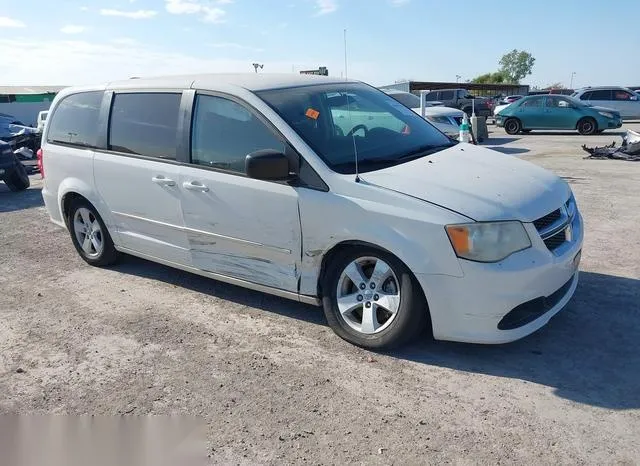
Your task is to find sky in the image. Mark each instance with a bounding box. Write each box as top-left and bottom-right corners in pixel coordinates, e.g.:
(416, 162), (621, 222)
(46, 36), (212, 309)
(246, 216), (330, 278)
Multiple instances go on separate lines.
(0, 0), (638, 88)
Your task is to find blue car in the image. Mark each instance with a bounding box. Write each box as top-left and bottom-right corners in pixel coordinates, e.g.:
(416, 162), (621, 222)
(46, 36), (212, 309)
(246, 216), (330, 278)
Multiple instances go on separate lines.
(495, 95), (622, 135)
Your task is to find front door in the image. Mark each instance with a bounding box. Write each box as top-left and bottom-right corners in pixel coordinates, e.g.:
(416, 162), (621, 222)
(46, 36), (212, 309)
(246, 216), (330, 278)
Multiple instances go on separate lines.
(543, 96), (581, 129)
(179, 93), (301, 292)
(94, 91), (190, 265)
(516, 96), (547, 128)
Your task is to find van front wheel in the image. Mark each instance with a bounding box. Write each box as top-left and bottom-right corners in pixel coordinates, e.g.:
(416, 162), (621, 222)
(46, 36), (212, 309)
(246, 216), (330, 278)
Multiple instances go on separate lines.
(321, 247), (428, 349)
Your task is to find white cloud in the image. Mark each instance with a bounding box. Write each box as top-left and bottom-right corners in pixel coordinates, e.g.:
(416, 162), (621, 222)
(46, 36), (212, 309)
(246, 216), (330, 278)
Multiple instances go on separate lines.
(99, 9), (158, 19)
(80, 6), (89, 11)
(314, 0), (337, 15)
(165, 0), (227, 23)
(210, 42), (264, 52)
(0, 38), (378, 86)
(0, 16), (26, 28)
(111, 38), (138, 45)
(60, 25), (86, 34)
(391, 0), (410, 5)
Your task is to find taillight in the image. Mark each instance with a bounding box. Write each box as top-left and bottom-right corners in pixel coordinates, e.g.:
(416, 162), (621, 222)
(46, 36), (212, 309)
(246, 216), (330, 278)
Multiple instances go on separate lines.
(36, 148), (44, 179)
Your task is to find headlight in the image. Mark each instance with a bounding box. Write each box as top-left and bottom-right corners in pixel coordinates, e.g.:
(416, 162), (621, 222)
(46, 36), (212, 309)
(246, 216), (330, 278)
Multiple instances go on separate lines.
(598, 111), (614, 119)
(566, 193), (577, 219)
(445, 221), (531, 262)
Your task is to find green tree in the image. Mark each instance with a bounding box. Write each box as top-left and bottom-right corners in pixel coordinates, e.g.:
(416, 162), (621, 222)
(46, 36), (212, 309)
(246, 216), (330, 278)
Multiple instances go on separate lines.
(471, 71), (507, 84)
(499, 49), (535, 83)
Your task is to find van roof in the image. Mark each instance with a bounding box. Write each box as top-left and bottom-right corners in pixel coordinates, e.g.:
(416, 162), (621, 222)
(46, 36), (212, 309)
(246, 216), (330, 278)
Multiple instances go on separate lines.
(106, 73), (352, 92)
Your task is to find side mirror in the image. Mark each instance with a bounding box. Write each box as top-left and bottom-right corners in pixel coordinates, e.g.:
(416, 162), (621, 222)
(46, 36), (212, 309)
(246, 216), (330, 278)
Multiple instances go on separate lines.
(245, 149), (293, 181)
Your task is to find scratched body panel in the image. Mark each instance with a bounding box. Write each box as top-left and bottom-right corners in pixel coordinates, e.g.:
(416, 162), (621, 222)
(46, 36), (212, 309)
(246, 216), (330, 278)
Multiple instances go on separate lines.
(179, 165), (301, 292)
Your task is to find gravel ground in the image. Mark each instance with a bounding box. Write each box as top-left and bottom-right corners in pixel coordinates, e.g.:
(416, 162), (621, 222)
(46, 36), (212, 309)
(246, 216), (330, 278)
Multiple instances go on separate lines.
(1, 124), (639, 464)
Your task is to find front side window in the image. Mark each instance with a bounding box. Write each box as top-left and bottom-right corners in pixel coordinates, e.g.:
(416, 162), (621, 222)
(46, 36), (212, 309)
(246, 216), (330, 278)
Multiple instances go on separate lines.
(191, 94), (285, 173)
(614, 90), (634, 101)
(47, 91), (103, 147)
(257, 83), (454, 174)
(108, 93), (181, 159)
(440, 90), (454, 100)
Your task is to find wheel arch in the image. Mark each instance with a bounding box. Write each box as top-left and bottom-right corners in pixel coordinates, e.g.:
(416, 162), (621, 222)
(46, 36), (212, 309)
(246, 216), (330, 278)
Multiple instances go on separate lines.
(576, 116), (597, 130)
(317, 240), (429, 302)
(316, 239), (433, 336)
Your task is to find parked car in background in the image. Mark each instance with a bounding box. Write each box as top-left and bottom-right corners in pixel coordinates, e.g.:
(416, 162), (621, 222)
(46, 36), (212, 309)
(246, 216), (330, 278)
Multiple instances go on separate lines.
(0, 139), (30, 191)
(423, 89), (492, 118)
(500, 95), (524, 104)
(571, 86), (640, 119)
(382, 89), (443, 107)
(380, 90), (461, 137)
(41, 73), (582, 349)
(495, 95), (622, 135)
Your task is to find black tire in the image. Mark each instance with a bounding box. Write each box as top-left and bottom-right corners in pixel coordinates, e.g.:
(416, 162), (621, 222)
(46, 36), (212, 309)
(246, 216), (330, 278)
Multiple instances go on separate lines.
(577, 117), (597, 135)
(4, 161), (30, 192)
(321, 246), (428, 350)
(504, 118), (522, 135)
(67, 198), (119, 266)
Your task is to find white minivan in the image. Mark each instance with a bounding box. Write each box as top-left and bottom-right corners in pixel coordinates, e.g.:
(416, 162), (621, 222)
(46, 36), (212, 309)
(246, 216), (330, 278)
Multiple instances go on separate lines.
(40, 74), (583, 349)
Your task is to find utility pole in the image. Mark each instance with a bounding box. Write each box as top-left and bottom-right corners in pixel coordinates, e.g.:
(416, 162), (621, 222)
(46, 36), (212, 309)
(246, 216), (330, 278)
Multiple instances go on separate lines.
(570, 71), (576, 89)
(252, 63), (264, 73)
(456, 74), (461, 83)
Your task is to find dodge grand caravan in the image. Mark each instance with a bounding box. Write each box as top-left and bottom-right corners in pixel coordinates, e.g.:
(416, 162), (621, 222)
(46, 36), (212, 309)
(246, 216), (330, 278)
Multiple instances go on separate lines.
(40, 74), (583, 349)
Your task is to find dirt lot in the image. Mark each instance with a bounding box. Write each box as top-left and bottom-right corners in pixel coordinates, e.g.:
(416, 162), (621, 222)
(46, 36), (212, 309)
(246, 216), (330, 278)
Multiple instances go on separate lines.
(1, 124), (639, 464)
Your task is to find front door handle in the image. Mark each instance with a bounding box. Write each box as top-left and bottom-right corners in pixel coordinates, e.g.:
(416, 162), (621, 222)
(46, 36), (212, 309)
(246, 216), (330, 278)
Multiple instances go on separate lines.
(182, 181), (209, 192)
(152, 175), (176, 186)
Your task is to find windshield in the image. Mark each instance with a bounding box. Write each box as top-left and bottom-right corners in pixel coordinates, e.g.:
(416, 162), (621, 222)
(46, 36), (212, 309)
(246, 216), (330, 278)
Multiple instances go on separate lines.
(387, 92), (421, 109)
(257, 83), (454, 174)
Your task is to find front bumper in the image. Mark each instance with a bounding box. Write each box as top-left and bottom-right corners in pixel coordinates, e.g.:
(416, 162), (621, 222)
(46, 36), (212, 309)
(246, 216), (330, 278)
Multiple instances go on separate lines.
(417, 212), (583, 344)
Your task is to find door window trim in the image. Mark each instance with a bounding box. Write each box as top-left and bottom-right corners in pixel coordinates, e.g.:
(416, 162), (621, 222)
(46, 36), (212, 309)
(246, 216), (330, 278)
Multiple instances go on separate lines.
(186, 90), (328, 191)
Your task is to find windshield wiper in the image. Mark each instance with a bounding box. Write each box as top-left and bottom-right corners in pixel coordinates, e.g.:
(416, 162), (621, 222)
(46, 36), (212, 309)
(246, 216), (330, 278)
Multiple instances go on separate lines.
(396, 143), (456, 161)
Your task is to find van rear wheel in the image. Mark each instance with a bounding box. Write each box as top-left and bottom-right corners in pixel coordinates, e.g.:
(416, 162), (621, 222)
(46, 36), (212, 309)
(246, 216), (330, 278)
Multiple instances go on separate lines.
(68, 199), (119, 266)
(321, 247), (428, 349)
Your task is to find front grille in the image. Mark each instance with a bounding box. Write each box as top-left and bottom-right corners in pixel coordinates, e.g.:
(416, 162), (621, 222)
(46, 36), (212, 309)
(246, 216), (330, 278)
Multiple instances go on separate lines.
(534, 209), (562, 231)
(544, 230), (567, 251)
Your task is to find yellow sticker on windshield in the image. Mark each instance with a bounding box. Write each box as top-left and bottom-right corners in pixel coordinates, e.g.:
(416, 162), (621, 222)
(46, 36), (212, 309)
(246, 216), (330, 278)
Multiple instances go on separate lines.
(305, 108), (320, 120)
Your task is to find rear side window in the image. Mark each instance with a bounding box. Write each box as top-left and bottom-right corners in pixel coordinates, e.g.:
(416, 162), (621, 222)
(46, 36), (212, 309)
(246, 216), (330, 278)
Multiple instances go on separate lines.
(47, 91), (103, 147)
(190, 94), (284, 173)
(108, 93), (181, 159)
(440, 90), (454, 100)
(588, 90), (612, 100)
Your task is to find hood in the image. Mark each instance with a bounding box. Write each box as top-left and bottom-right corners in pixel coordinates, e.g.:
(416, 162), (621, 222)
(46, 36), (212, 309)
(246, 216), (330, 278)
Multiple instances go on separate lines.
(360, 144), (570, 222)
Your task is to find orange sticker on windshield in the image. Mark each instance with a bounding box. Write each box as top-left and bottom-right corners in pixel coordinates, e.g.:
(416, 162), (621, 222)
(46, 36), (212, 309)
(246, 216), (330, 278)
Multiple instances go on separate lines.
(305, 108), (320, 120)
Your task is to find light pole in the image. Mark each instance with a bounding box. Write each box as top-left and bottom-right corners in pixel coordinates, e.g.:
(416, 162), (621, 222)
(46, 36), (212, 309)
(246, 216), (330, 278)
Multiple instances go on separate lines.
(456, 74), (461, 83)
(570, 72), (576, 89)
(252, 63), (264, 73)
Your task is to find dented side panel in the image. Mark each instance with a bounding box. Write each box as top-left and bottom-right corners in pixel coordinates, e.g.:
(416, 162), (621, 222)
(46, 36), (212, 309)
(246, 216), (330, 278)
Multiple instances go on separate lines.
(297, 185), (467, 297)
(179, 165), (301, 292)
